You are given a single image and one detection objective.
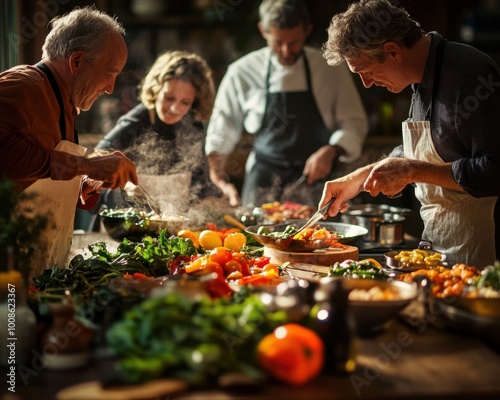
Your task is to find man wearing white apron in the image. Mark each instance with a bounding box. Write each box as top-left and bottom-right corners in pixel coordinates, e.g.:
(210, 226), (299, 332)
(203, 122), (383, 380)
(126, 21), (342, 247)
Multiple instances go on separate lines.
(318, 0), (500, 268)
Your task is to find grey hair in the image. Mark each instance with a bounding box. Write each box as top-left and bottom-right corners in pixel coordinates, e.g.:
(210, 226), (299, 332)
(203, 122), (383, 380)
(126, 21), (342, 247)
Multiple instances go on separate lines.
(42, 6), (125, 63)
(140, 50), (215, 122)
(323, 0), (425, 66)
(258, 0), (310, 32)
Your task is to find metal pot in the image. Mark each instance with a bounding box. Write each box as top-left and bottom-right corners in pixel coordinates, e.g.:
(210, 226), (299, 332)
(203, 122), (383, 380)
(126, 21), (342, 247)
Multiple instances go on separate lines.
(340, 204), (411, 246)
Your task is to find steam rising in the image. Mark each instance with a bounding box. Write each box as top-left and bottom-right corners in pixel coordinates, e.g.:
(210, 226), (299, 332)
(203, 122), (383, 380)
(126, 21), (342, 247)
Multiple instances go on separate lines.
(123, 115), (231, 227)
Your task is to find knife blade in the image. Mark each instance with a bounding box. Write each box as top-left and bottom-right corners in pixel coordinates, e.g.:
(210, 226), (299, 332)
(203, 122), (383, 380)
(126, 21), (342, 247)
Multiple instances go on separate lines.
(294, 197), (335, 235)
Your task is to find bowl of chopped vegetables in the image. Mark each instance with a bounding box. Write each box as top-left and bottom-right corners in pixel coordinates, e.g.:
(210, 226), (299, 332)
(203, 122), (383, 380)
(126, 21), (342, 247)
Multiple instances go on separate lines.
(317, 276), (417, 335)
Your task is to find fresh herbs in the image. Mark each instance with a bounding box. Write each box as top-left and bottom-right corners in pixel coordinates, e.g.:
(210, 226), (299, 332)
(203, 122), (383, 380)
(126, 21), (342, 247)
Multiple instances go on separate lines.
(106, 291), (287, 385)
(33, 231), (199, 319)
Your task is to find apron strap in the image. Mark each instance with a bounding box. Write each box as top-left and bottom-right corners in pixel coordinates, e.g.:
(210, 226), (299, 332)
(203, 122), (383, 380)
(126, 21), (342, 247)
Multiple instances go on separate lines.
(429, 38), (448, 117)
(36, 62), (78, 144)
(408, 37), (448, 120)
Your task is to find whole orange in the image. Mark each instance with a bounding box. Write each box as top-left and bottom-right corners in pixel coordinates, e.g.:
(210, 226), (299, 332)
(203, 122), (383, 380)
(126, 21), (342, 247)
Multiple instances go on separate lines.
(257, 323), (324, 385)
(223, 232), (247, 251)
(198, 230), (223, 250)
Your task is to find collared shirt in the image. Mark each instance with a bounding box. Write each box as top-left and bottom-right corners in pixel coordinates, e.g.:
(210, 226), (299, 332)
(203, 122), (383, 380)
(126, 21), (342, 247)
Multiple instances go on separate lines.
(205, 46), (368, 163)
(412, 32), (500, 198)
(0, 64), (78, 190)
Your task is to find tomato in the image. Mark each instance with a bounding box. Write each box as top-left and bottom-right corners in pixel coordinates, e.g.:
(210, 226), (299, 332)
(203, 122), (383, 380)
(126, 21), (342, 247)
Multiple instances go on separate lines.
(123, 272), (152, 280)
(223, 259), (242, 276)
(204, 277), (233, 299)
(251, 256), (271, 269)
(257, 323), (324, 385)
(208, 247), (233, 268)
(169, 255), (191, 275)
(232, 252), (251, 276)
(206, 222), (218, 231)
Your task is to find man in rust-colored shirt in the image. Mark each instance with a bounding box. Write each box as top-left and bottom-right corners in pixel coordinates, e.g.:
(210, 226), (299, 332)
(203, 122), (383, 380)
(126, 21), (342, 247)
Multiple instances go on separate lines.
(0, 6), (138, 277)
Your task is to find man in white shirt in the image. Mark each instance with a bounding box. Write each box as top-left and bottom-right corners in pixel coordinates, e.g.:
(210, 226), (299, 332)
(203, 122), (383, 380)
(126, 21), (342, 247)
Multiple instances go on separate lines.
(205, 0), (368, 207)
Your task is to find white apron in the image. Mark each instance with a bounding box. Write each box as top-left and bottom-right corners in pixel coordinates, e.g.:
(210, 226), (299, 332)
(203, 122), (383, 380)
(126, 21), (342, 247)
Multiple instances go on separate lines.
(23, 141), (86, 279)
(402, 120), (496, 267)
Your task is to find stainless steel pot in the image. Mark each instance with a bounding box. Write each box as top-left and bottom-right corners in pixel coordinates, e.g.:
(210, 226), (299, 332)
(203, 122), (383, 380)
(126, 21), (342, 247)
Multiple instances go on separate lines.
(339, 204), (411, 246)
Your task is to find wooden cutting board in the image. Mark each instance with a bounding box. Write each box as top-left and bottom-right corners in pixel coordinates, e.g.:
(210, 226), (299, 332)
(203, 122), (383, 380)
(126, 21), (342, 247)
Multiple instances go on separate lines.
(56, 379), (188, 400)
(264, 245), (358, 266)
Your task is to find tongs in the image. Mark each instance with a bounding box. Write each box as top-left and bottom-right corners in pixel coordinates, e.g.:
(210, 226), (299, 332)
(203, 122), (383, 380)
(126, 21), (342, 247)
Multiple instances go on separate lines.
(294, 197), (335, 235)
(137, 184), (162, 216)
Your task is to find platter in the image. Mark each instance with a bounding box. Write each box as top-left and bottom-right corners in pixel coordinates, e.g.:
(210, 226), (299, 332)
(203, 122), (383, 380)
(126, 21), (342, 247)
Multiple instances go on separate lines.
(245, 222), (368, 252)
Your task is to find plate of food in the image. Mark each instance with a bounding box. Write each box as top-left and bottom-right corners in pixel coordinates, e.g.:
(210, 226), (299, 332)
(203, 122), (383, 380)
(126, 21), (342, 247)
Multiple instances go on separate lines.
(384, 248), (445, 272)
(245, 222), (368, 252)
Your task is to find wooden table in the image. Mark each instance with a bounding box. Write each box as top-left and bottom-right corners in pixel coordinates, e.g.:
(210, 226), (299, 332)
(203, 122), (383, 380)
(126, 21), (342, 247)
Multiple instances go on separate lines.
(7, 233), (499, 400)
(6, 318), (500, 400)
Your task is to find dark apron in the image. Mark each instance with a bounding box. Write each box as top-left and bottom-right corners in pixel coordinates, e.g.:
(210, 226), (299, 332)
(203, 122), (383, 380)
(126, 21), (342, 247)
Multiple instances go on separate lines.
(241, 52), (331, 206)
(36, 62), (78, 144)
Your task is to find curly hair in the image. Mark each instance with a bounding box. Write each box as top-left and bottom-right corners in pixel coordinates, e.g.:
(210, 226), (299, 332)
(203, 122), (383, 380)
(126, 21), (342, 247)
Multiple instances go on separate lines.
(42, 6), (125, 63)
(323, 0), (425, 66)
(139, 51), (215, 122)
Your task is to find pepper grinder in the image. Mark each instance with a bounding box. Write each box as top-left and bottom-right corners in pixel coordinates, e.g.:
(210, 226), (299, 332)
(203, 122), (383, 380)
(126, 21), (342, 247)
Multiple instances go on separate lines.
(312, 278), (357, 374)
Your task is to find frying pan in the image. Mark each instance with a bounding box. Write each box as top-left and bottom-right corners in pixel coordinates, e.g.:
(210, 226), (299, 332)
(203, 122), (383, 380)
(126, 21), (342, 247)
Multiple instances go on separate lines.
(245, 221), (368, 252)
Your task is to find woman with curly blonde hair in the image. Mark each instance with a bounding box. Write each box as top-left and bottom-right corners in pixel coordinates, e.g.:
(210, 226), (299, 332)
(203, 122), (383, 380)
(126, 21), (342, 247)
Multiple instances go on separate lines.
(95, 50), (220, 210)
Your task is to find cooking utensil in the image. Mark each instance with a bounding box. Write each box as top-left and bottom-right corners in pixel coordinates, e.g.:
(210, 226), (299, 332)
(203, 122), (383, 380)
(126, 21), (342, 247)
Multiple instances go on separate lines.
(340, 203), (411, 244)
(137, 184), (162, 216)
(223, 214), (247, 230)
(294, 197), (335, 236)
(245, 221), (368, 252)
